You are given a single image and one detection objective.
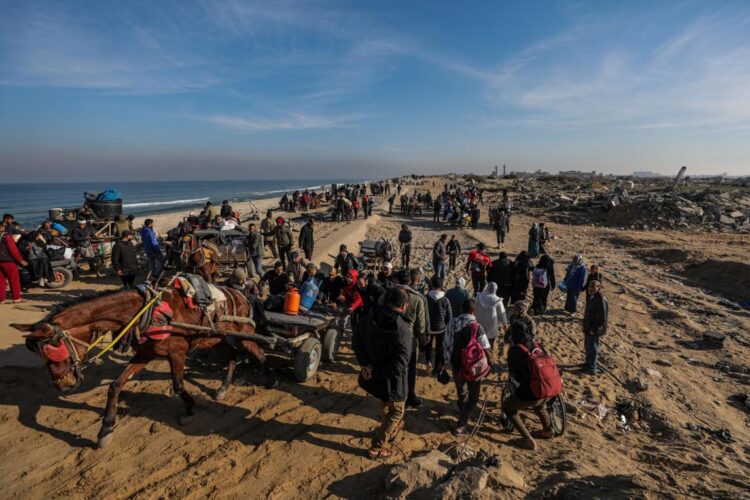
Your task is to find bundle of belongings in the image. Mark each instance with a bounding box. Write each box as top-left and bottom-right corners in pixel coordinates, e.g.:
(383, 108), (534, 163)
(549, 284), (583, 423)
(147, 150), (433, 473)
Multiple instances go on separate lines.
(170, 273), (227, 321)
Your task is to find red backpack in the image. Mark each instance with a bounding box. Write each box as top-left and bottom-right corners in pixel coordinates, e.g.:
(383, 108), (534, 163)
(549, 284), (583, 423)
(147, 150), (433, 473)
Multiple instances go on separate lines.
(460, 322), (490, 382)
(516, 342), (563, 399)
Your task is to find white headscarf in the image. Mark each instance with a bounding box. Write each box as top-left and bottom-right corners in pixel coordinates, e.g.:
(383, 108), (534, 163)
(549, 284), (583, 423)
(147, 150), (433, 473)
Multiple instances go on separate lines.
(457, 277), (466, 289)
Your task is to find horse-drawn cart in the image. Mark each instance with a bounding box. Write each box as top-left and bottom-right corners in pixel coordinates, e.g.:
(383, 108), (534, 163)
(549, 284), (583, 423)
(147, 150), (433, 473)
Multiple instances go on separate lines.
(264, 309), (343, 382)
(358, 237), (394, 270)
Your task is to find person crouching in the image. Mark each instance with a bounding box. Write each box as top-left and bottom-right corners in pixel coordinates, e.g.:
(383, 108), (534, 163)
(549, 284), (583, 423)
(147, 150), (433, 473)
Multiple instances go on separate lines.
(352, 287), (412, 459)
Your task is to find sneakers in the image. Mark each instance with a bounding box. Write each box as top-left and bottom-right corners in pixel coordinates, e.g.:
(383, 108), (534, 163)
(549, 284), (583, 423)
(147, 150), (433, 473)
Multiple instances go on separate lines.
(405, 396), (422, 408)
(368, 447), (392, 459)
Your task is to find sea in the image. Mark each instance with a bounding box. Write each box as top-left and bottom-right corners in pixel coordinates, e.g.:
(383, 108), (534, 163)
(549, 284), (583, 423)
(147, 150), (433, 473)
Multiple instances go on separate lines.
(1, 179), (365, 227)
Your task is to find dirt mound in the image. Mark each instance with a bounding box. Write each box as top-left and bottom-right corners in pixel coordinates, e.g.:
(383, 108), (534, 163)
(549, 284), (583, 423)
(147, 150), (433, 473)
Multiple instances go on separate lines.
(681, 259), (750, 302)
(633, 248), (697, 264)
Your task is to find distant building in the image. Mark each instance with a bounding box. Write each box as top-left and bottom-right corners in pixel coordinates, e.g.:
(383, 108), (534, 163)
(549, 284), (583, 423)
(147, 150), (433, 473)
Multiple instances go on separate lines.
(632, 171), (662, 178)
(559, 170), (600, 178)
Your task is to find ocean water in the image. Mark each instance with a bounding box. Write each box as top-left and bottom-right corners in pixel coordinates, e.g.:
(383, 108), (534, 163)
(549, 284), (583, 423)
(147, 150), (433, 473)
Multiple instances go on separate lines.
(1, 179), (364, 227)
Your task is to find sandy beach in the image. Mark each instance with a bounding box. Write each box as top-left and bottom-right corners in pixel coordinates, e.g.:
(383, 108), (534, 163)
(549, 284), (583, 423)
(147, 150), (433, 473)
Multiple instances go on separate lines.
(1, 175), (749, 498)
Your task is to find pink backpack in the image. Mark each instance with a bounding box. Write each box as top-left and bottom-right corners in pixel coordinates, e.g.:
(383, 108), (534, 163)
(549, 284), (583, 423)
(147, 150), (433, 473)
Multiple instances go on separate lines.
(460, 322), (490, 382)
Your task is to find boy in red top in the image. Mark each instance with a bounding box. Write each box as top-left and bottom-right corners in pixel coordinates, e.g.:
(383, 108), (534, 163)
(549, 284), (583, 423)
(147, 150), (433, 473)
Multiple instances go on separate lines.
(465, 242), (491, 297)
(339, 269), (364, 330)
(0, 229), (28, 303)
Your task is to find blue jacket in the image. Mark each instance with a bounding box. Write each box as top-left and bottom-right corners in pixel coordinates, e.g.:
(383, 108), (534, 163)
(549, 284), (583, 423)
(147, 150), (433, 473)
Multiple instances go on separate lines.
(140, 226), (161, 256)
(564, 265), (587, 293)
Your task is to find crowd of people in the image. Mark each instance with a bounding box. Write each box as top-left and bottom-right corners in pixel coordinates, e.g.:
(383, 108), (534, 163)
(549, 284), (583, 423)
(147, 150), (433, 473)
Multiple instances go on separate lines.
(4, 178), (613, 461)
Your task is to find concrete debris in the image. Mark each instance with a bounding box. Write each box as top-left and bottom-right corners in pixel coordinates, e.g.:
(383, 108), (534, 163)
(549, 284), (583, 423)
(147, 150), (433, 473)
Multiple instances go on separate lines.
(502, 175), (750, 233)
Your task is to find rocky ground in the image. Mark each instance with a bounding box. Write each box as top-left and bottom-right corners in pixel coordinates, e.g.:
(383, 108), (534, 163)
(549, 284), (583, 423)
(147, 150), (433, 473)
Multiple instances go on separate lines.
(0, 177), (749, 499)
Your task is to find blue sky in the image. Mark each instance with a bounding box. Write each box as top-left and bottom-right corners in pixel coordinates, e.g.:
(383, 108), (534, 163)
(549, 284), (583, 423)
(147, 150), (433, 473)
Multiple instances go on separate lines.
(0, 0), (749, 181)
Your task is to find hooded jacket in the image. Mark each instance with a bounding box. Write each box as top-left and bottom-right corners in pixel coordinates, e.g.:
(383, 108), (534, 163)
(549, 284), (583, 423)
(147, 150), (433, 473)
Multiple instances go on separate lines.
(275, 224), (294, 247)
(298, 223), (314, 252)
(427, 290), (453, 334)
(475, 283), (507, 340)
(446, 278), (470, 318)
(379, 284), (427, 347)
(564, 254), (587, 292)
(444, 314), (490, 370)
(342, 269), (364, 312)
(140, 226), (160, 256)
(432, 239), (447, 263)
(352, 306), (413, 402)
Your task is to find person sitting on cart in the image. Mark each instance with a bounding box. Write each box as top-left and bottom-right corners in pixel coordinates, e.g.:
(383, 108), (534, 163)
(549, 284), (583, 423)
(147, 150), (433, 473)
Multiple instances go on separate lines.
(320, 268), (344, 304)
(259, 261), (291, 297)
(502, 321), (554, 450)
(71, 219), (94, 258)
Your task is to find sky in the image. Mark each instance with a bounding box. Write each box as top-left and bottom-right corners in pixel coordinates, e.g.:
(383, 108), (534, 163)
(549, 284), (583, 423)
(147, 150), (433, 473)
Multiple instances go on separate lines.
(0, 0), (749, 181)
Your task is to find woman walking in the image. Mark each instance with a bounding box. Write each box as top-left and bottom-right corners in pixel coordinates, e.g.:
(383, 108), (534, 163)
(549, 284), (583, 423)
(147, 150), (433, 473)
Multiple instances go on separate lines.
(563, 254), (587, 314)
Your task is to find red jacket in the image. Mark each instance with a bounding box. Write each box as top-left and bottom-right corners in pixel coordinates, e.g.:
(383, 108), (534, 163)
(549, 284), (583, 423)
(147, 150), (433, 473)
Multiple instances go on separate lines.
(342, 269), (363, 312)
(466, 249), (491, 275)
(0, 234), (24, 263)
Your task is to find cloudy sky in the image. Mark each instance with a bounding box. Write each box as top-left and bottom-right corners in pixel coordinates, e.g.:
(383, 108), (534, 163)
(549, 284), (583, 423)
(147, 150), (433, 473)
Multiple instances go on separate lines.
(1, 0), (749, 181)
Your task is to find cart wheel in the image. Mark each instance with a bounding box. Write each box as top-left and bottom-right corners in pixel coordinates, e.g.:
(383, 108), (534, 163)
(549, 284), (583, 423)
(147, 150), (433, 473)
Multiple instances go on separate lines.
(322, 328), (340, 362)
(547, 395), (567, 436)
(294, 338), (322, 382)
(47, 267), (73, 289)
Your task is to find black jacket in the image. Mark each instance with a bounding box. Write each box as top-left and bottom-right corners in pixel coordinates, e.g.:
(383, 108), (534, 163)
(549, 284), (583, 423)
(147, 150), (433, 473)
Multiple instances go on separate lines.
(220, 204), (233, 218)
(352, 306), (412, 402)
(583, 292), (608, 336)
(398, 229), (412, 245)
(298, 223), (314, 252)
(377, 271), (396, 288)
(508, 344), (537, 401)
(71, 226), (92, 246)
(488, 257), (513, 290)
(446, 239), (461, 255)
(334, 253), (361, 275)
(427, 293), (453, 333)
(111, 240), (139, 275)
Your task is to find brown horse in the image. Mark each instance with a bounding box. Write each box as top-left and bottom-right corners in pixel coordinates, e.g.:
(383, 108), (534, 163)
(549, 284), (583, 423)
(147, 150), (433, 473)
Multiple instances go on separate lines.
(180, 234), (221, 283)
(11, 288), (275, 448)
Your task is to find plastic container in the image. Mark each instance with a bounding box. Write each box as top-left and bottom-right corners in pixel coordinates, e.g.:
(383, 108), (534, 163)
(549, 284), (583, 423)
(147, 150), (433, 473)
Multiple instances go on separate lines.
(284, 288), (301, 315)
(299, 278), (321, 311)
(51, 222), (68, 235)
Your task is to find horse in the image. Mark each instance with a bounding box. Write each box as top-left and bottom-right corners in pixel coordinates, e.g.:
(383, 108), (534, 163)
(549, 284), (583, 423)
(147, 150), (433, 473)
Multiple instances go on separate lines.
(10, 287), (275, 449)
(180, 234), (221, 283)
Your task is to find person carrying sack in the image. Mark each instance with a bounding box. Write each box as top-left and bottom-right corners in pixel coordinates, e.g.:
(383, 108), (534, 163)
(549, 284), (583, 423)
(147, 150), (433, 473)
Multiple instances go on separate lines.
(443, 298), (492, 435)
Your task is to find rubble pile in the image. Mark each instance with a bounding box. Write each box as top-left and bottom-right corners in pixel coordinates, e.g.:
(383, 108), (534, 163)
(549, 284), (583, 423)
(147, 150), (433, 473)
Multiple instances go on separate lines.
(499, 176), (750, 232)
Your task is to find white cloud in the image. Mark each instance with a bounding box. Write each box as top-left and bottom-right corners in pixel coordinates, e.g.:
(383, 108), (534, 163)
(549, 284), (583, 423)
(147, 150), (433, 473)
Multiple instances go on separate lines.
(205, 112), (366, 131)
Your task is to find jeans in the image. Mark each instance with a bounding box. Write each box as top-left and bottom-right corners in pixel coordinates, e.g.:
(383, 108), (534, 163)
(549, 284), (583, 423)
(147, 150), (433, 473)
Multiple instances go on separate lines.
(247, 256), (263, 277)
(373, 400), (406, 448)
(401, 244), (411, 269)
(584, 333), (601, 370)
(434, 262), (445, 280)
(453, 369), (481, 426)
(147, 253), (165, 278)
(278, 244), (291, 269)
(449, 253), (457, 270)
(496, 231), (506, 245)
(265, 239), (278, 258)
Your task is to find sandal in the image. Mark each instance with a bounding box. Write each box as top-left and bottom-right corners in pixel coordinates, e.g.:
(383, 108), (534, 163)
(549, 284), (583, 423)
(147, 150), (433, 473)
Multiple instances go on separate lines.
(389, 420), (405, 441)
(368, 447), (392, 459)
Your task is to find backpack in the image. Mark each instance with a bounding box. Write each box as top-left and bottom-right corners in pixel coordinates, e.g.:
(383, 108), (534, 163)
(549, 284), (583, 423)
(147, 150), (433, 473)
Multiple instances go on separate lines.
(470, 255), (486, 274)
(515, 342), (562, 399)
(460, 322), (490, 382)
(532, 268), (548, 288)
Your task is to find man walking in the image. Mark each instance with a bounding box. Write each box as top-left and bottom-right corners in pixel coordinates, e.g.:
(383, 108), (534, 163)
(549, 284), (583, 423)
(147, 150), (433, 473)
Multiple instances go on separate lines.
(274, 217), (294, 269)
(447, 235), (461, 271)
(465, 242), (491, 296)
(111, 230), (139, 290)
(432, 234), (447, 280)
(493, 212), (508, 247)
(246, 223), (264, 277)
(140, 218), (164, 279)
(353, 287), (412, 459)
(582, 280), (608, 374)
(261, 210), (278, 259)
(487, 251), (513, 307)
(398, 224), (412, 269)
(298, 217), (315, 260)
(433, 198), (441, 222)
(443, 299), (492, 435)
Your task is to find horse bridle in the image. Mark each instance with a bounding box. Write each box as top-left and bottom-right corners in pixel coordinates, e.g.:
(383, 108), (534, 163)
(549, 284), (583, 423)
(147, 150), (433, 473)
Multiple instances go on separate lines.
(33, 323), (92, 384)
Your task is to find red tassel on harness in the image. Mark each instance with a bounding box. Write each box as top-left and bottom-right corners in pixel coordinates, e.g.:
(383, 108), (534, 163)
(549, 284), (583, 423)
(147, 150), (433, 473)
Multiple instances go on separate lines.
(43, 341), (70, 363)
